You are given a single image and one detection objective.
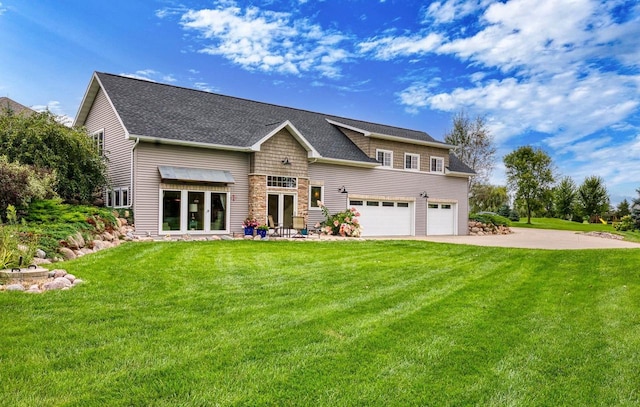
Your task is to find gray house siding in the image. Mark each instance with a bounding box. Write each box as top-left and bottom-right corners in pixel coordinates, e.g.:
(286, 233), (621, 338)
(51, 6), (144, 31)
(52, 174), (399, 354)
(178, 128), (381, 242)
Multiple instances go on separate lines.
(134, 143), (250, 236)
(309, 163), (469, 235)
(83, 88), (133, 204)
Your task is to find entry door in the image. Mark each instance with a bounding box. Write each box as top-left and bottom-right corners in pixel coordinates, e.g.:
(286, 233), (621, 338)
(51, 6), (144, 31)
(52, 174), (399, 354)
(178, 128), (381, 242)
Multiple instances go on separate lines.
(268, 194), (295, 228)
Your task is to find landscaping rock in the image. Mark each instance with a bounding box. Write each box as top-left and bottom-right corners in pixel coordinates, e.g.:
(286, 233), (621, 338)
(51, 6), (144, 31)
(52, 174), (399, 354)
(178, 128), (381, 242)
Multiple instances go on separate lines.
(59, 247), (76, 260)
(36, 249), (46, 259)
(53, 269), (67, 278)
(44, 279), (67, 291)
(6, 284), (25, 291)
(32, 257), (52, 265)
(73, 279), (84, 286)
(64, 274), (76, 283)
(54, 277), (72, 288)
(27, 285), (41, 293)
(102, 232), (115, 242)
(221, 235), (234, 241)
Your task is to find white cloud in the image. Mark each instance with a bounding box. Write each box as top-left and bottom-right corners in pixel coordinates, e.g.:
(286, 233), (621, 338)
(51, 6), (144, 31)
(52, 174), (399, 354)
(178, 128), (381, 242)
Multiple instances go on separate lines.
(178, 2), (352, 78)
(32, 101), (73, 126)
(0, 2), (6, 16)
(358, 33), (442, 60)
(424, 0), (491, 24)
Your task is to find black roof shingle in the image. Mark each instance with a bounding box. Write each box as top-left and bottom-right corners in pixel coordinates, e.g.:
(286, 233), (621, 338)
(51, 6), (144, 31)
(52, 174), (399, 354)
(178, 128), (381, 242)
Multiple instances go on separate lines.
(91, 72), (473, 174)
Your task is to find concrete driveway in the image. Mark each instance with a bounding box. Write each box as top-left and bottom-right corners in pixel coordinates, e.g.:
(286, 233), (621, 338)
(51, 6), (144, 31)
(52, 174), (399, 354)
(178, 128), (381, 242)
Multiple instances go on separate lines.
(418, 227), (640, 250)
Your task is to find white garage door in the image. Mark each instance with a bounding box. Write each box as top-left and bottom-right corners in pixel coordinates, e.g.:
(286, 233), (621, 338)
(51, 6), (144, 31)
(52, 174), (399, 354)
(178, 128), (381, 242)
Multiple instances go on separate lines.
(427, 202), (456, 235)
(351, 199), (413, 236)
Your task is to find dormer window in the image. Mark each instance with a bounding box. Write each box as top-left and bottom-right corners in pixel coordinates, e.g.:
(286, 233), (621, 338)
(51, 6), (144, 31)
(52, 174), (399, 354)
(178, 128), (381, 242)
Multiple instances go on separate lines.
(376, 149), (393, 168)
(405, 153), (419, 171)
(430, 157), (444, 173)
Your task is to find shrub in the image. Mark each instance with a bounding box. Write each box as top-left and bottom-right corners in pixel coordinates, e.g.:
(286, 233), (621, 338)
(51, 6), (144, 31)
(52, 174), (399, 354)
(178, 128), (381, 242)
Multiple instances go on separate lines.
(470, 212), (511, 227)
(0, 224), (38, 269)
(316, 201), (362, 237)
(614, 215), (636, 232)
(0, 156), (57, 220)
(508, 209), (520, 222)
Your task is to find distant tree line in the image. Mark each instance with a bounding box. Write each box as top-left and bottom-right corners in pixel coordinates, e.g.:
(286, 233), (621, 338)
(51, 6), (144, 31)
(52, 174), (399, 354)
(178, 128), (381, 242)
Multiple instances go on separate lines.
(443, 110), (639, 230)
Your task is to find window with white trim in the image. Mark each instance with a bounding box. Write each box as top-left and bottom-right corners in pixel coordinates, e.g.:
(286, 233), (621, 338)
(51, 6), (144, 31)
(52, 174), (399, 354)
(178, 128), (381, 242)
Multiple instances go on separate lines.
(430, 157), (444, 173)
(267, 176), (297, 188)
(107, 187), (129, 208)
(405, 153), (420, 171)
(376, 149), (393, 167)
(91, 130), (104, 156)
(309, 185), (323, 209)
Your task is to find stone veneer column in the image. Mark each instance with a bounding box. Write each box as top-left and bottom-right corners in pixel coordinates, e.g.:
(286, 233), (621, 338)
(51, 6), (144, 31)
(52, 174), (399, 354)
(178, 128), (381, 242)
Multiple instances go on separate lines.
(248, 174), (267, 224)
(297, 178), (309, 222)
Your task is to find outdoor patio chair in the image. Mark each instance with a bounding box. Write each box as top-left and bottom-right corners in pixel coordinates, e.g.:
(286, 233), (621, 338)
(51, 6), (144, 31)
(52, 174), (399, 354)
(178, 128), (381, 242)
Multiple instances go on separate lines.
(268, 215), (281, 237)
(292, 216), (306, 238)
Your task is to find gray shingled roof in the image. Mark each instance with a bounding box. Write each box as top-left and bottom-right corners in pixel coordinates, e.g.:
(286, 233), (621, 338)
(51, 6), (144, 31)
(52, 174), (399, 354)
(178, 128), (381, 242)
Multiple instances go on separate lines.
(93, 72), (473, 173)
(447, 153), (476, 174)
(0, 97), (35, 116)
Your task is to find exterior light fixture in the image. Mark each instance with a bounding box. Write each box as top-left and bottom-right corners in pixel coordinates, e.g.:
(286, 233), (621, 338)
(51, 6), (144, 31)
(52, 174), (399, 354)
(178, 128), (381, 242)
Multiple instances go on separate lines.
(281, 157), (291, 165)
(420, 191), (429, 198)
(338, 186), (348, 193)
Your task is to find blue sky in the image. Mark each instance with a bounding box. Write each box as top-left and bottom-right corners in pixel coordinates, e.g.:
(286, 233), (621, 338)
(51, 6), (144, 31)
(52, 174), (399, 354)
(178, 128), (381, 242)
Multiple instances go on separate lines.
(1, 0), (639, 204)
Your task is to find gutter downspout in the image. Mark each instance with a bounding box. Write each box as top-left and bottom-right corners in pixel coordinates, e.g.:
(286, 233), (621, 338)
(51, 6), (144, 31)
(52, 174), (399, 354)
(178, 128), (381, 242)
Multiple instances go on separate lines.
(130, 137), (139, 209)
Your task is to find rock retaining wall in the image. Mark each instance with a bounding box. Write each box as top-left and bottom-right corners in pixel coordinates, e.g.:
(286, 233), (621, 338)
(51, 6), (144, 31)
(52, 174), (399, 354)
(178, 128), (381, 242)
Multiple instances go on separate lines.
(468, 221), (512, 236)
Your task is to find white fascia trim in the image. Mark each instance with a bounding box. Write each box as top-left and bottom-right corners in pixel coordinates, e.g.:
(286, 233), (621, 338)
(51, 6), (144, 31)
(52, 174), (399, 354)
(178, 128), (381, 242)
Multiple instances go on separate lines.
(325, 118), (372, 137)
(445, 169), (475, 178)
(73, 73), (101, 127)
(73, 73), (129, 139)
(326, 118), (455, 149)
(250, 120), (321, 158)
(128, 134), (253, 152)
(313, 156), (378, 168)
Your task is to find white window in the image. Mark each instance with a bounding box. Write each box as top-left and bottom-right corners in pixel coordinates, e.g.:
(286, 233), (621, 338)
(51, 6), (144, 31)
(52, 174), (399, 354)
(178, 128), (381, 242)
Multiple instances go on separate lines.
(107, 187), (129, 208)
(160, 189), (229, 233)
(404, 153), (420, 171)
(376, 149), (393, 167)
(91, 130), (104, 156)
(267, 176), (297, 188)
(430, 157), (444, 173)
(309, 185), (323, 209)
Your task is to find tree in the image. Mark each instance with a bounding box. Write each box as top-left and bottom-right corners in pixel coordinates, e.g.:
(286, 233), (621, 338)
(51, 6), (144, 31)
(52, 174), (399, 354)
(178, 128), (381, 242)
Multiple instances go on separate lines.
(469, 183), (508, 213)
(503, 146), (555, 224)
(577, 176), (609, 222)
(444, 111), (496, 187)
(0, 110), (107, 203)
(616, 199), (630, 219)
(554, 176), (577, 220)
(631, 188), (640, 230)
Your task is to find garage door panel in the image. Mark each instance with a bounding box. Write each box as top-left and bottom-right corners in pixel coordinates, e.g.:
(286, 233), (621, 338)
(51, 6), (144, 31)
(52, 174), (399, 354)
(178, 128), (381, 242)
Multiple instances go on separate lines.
(353, 200), (412, 236)
(427, 202), (456, 235)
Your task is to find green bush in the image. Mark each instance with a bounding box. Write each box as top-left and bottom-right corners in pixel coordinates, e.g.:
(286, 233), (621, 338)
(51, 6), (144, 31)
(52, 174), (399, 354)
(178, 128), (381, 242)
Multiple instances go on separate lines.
(0, 156), (57, 220)
(22, 199), (119, 257)
(614, 215), (636, 232)
(470, 212), (511, 227)
(508, 209), (520, 222)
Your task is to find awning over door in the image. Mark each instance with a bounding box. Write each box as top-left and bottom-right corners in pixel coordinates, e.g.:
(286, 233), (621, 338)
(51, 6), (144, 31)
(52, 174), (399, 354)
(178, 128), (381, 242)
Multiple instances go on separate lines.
(158, 166), (235, 184)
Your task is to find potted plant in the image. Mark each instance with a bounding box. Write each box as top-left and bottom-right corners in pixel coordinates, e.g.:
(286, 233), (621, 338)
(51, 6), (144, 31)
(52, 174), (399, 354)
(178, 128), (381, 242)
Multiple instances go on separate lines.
(256, 224), (269, 238)
(242, 217), (258, 236)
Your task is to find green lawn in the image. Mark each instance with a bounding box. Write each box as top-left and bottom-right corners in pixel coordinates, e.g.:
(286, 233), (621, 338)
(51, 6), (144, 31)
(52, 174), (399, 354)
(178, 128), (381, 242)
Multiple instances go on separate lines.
(515, 217), (640, 243)
(2, 240), (640, 406)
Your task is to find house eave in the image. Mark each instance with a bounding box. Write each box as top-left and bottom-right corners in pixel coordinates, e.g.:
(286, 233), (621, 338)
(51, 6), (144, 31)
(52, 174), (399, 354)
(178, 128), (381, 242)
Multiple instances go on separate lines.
(326, 118), (454, 149)
(249, 120), (322, 158)
(312, 156), (379, 168)
(128, 134), (253, 152)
